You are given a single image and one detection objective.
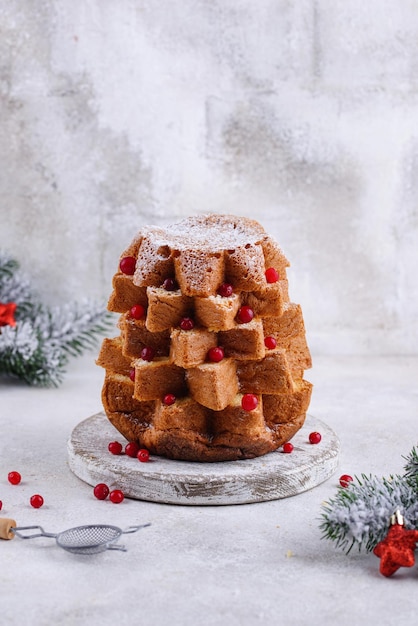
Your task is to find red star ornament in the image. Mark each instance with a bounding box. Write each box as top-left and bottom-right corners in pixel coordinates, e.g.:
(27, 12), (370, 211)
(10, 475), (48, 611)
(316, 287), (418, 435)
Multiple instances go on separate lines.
(0, 302), (17, 327)
(373, 522), (418, 577)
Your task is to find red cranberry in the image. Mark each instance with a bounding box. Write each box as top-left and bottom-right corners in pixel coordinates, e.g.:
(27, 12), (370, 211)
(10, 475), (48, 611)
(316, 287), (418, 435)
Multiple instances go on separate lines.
(265, 267), (279, 283)
(180, 317), (194, 331)
(125, 442), (140, 458)
(163, 394), (176, 405)
(0, 501), (2, 511)
(108, 441), (123, 455)
(264, 336), (277, 350)
(137, 449), (150, 463)
(8, 471), (21, 485)
(30, 494), (44, 509)
(309, 431), (322, 444)
(282, 442), (294, 453)
(162, 277), (178, 291)
(130, 304), (145, 319)
(241, 394), (258, 411)
(237, 306), (254, 324)
(129, 368), (136, 382)
(141, 346), (155, 361)
(109, 489), (124, 504)
(119, 256), (136, 275)
(217, 283), (234, 297)
(93, 483), (110, 500)
(207, 347), (224, 362)
(339, 474), (353, 488)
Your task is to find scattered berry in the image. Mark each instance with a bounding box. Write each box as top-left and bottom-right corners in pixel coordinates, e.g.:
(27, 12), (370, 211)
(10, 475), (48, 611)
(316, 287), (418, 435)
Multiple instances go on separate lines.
(241, 393), (258, 411)
(125, 442), (140, 458)
(130, 304), (145, 320)
(309, 431), (322, 444)
(129, 368), (136, 382)
(162, 277), (178, 291)
(339, 474), (353, 488)
(237, 306), (254, 324)
(109, 489), (124, 504)
(119, 256), (136, 275)
(207, 346), (224, 362)
(217, 283), (234, 297)
(108, 441), (123, 455)
(0, 501), (2, 511)
(265, 267), (279, 283)
(163, 393), (176, 405)
(93, 483), (110, 500)
(180, 317), (194, 331)
(30, 494), (44, 509)
(8, 471), (21, 485)
(264, 336), (277, 350)
(141, 346), (155, 361)
(137, 449), (150, 463)
(282, 442), (294, 453)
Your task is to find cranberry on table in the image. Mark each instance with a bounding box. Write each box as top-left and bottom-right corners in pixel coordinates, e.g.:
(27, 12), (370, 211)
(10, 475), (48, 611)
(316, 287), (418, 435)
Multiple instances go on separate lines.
(237, 306), (254, 324)
(264, 336), (277, 350)
(163, 393), (176, 405)
(137, 449), (150, 463)
(309, 431), (322, 444)
(217, 283), (234, 297)
(119, 256), (136, 275)
(30, 494), (44, 509)
(282, 442), (294, 453)
(125, 442), (140, 458)
(339, 474), (353, 488)
(241, 394), (258, 411)
(265, 267), (279, 283)
(108, 441), (123, 455)
(109, 489), (124, 504)
(8, 471), (21, 485)
(207, 347), (224, 362)
(130, 304), (145, 320)
(93, 483), (110, 500)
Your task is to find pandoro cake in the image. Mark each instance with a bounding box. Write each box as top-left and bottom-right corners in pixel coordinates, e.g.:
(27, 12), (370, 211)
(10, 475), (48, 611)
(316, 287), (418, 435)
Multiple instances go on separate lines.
(97, 214), (312, 462)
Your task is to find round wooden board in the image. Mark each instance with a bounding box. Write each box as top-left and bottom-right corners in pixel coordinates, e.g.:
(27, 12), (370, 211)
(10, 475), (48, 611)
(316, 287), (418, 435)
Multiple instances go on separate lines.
(67, 412), (340, 506)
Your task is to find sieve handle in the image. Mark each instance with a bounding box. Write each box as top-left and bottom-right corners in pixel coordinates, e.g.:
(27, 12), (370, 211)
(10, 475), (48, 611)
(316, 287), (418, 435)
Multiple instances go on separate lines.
(13, 526), (57, 540)
(122, 523), (151, 535)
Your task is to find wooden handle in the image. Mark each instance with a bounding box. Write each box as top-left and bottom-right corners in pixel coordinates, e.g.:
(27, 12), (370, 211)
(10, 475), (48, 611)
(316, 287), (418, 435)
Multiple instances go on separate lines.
(0, 518), (17, 540)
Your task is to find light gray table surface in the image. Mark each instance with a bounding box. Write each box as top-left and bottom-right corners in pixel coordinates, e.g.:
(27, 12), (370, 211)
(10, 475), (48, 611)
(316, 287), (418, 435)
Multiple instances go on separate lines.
(1, 353), (417, 626)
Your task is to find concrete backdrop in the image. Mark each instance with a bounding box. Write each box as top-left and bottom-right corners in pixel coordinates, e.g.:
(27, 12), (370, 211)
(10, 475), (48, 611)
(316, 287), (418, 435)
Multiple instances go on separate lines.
(1, 0), (418, 356)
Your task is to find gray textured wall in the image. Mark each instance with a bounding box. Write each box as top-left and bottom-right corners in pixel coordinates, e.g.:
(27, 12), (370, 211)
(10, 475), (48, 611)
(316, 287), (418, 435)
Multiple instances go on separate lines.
(1, 1), (418, 355)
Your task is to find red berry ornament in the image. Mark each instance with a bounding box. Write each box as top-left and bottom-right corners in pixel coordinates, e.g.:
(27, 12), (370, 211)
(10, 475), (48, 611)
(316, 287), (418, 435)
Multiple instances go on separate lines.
(93, 483), (110, 500)
(265, 267), (279, 283)
(282, 442), (294, 453)
(30, 494), (44, 509)
(108, 441), (123, 455)
(264, 336), (277, 350)
(237, 306), (254, 324)
(217, 283), (234, 297)
(180, 317), (194, 331)
(141, 346), (155, 361)
(119, 256), (136, 275)
(208, 347), (224, 362)
(125, 442), (140, 458)
(130, 304), (145, 320)
(241, 394), (258, 411)
(8, 471), (21, 485)
(162, 277), (178, 291)
(137, 449), (150, 463)
(309, 431), (322, 444)
(109, 489), (124, 504)
(339, 474), (353, 488)
(163, 393), (176, 405)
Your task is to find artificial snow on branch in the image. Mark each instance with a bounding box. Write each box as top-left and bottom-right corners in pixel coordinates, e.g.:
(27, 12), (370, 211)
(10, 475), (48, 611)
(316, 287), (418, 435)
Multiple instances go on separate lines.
(0, 252), (112, 386)
(320, 446), (418, 553)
